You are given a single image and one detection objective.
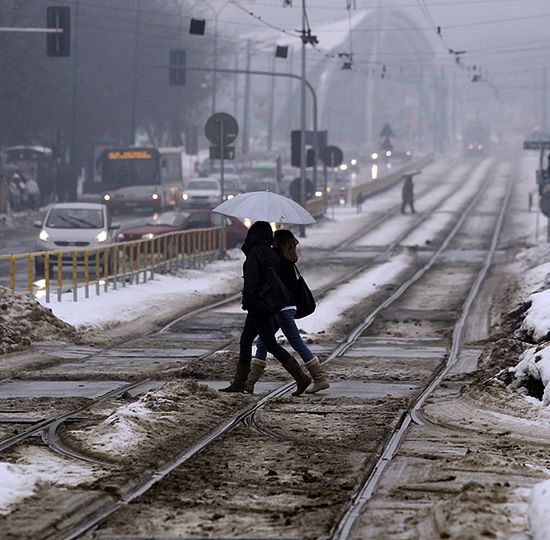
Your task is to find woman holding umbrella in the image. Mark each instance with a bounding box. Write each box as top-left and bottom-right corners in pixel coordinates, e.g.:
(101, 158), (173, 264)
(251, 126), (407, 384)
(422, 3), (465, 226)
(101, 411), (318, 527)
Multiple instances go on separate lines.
(220, 221), (311, 395)
(245, 229), (329, 394)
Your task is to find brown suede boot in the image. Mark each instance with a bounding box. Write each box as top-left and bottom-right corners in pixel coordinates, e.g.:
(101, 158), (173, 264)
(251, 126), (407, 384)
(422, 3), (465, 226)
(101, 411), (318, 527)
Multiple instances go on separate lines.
(280, 356), (311, 396)
(305, 356), (329, 393)
(244, 358), (266, 394)
(219, 363), (250, 393)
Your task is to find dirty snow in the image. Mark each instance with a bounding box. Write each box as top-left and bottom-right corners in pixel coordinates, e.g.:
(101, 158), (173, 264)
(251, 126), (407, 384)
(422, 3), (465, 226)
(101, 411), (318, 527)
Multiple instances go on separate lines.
(0, 286), (74, 353)
(529, 479), (550, 540)
(0, 447), (98, 514)
(509, 347), (550, 406)
(521, 289), (550, 341)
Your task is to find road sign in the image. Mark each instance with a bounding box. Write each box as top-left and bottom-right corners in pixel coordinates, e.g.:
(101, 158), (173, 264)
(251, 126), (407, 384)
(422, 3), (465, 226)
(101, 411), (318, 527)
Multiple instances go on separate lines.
(380, 123), (394, 138)
(289, 177), (315, 203)
(209, 146), (235, 160)
(380, 138), (393, 152)
(321, 145), (343, 167)
(205, 113), (238, 146)
(524, 133), (550, 150)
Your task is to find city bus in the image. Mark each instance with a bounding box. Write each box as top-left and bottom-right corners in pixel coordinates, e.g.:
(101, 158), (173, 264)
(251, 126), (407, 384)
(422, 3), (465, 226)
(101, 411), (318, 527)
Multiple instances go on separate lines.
(99, 147), (184, 211)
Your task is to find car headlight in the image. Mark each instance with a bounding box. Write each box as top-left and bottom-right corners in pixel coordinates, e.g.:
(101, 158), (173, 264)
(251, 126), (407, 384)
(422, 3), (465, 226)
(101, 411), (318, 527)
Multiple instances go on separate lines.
(315, 191), (323, 197)
(39, 229), (50, 242)
(141, 233), (155, 240)
(152, 193), (159, 200)
(117, 233), (125, 240)
(227, 194), (234, 200)
(182, 193), (188, 200)
(96, 230), (108, 243)
(103, 194), (111, 201)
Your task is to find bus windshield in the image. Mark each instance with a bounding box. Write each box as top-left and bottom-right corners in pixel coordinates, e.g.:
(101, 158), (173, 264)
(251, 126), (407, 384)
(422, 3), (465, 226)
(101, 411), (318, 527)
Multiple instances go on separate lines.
(100, 148), (159, 190)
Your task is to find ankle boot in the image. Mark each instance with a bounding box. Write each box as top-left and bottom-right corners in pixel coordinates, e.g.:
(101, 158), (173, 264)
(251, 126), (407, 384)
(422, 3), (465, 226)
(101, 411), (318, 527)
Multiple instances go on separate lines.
(219, 362), (250, 393)
(305, 356), (329, 393)
(280, 356), (311, 396)
(244, 358), (266, 394)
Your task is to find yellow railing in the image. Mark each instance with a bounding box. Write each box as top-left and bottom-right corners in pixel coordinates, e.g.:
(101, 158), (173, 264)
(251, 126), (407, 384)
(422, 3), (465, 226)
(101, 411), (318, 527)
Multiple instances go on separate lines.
(0, 226), (227, 303)
(350, 155), (434, 206)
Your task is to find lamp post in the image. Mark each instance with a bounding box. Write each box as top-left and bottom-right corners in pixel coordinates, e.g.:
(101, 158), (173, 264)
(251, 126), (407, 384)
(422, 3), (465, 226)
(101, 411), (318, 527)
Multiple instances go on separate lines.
(201, 1), (233, 115)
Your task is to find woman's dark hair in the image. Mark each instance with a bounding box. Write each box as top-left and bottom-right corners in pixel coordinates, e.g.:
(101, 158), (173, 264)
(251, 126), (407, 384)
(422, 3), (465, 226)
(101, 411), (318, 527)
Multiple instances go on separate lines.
(273, 229), (298, 262)
(247, 220), (273, 240)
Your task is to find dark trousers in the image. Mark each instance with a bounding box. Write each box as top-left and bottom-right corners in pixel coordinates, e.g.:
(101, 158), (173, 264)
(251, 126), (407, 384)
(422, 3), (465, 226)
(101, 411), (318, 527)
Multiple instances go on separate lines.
(239, 312), (292, 366)
(401, 198), (415, 213)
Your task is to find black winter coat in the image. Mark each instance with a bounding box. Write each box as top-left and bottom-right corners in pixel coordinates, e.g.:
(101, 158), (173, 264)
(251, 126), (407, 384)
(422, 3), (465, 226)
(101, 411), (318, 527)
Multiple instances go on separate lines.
(241, 228), (281, 312)
(278, 255), (300, 306)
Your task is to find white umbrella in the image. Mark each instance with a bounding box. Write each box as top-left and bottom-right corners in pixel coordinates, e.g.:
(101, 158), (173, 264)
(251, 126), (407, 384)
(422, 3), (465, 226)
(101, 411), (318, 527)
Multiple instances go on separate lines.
(212, 191), (316, 225)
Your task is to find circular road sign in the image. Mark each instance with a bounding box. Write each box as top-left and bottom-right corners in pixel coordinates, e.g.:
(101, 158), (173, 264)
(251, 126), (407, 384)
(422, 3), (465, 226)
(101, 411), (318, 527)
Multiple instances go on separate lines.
(205, 113), (239, 146)
(289, 177), (315, 203)
(321, 145), (343, 167)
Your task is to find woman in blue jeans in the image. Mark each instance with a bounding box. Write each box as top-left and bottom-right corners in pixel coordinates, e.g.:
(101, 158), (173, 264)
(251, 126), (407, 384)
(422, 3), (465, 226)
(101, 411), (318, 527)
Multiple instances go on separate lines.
(245, 229), (329, 394)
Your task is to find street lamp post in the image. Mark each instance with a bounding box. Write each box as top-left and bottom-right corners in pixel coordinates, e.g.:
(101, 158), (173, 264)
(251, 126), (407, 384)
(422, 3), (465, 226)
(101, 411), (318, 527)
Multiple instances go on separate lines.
(201, 1), (232, 115)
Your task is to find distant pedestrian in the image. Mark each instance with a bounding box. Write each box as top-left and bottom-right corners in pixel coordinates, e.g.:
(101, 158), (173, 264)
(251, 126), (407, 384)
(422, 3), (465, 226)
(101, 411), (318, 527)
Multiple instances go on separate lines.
(25, 177), (40, 210)
(246, 229), (329, 394)
(401, 174), (415, 214)
(220, 221), (311, 395)
(8, 178), (21, 212)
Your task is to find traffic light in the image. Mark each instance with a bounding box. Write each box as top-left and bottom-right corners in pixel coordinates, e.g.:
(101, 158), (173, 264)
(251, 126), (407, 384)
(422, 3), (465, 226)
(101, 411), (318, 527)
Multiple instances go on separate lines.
(291, 130), (315, 167)
(169, 49), (186, 86)
(46, 6), (70, 57)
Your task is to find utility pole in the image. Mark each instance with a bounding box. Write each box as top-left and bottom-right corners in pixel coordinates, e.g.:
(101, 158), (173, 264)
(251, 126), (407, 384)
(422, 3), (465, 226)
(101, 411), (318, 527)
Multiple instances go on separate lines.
(543, 67), (547, 132)
(233, 52), (239, 120)
(129, 0), (141, 145)
(417, 68), (423, 150)
(299, 1), (307, 238)
(69, 0), (80, 201)
(267, 49), (277, 151)
(242, 40), (251, 155)
(288, 48), (294, 137)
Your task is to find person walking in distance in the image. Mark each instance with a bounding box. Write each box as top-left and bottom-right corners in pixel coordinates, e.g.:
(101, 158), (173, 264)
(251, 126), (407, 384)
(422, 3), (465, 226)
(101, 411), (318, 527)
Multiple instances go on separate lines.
(220, 221), (311, 395)
(401, 174), (415, 214)
(245, 229), (329, 394)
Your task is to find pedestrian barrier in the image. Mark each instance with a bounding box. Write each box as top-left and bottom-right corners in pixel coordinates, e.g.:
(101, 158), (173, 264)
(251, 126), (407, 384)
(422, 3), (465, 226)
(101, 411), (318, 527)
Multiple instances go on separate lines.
(0, 227), (227, 303)
(350, 154), (434, 205)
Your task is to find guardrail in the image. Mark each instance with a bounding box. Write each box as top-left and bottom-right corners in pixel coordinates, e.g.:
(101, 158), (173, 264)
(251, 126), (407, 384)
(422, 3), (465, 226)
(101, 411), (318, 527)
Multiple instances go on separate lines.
(350, 154), (434, 205)
(0, 227), (227, 303)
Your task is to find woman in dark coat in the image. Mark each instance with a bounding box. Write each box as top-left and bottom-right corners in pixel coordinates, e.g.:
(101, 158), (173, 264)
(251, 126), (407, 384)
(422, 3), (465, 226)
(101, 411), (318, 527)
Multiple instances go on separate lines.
(246, 229), (329, 394)
(220, 221), (311, 395)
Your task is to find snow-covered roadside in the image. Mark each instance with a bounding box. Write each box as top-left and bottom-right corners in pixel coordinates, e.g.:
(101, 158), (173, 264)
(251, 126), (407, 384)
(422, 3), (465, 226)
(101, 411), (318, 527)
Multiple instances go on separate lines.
(530, 480), (550, 540)
(0, 448), (99, 515)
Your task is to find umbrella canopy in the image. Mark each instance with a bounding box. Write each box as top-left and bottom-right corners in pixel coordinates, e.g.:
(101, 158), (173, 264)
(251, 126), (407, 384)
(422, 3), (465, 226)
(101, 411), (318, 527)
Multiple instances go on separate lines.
(212, 191), (316, 225)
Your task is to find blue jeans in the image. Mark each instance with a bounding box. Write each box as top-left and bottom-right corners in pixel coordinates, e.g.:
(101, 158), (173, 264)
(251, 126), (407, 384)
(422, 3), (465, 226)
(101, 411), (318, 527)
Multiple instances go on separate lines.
(255, 308), (314, 364)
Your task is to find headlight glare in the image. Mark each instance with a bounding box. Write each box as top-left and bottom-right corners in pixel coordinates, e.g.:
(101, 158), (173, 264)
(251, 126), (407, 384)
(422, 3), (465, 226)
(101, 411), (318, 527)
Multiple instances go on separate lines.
(96, 230), (108, 243)
(39, 229), (49, 242)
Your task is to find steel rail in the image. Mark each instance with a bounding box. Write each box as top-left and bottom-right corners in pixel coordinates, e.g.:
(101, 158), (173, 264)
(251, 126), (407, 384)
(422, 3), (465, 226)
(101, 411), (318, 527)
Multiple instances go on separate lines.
(62, 160), (498, 540)
(330, 167), (514, 540)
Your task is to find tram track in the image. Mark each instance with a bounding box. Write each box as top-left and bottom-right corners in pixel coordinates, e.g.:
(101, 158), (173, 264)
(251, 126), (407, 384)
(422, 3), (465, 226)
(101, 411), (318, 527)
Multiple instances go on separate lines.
(0, 155), (505, 539)
(75, 158), (509, 538)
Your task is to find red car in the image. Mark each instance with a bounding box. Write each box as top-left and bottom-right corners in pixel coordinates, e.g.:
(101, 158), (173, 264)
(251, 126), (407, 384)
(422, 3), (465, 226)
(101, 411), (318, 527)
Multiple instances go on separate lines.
(117, 209), (248, 248)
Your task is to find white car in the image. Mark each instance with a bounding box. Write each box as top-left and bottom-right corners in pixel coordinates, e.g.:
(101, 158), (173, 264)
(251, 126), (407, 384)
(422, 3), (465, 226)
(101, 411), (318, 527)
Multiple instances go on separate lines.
(34, 203), (119, 272)
(181, 177), (221, 208)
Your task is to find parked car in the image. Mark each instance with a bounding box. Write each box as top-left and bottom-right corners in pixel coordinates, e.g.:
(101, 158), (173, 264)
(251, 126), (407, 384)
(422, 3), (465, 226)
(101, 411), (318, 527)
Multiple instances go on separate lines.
(33, 202), (119, 272)
(245, 178), (279, 193)
(181, 177), (221, 208)
(117, 209), (248, 249)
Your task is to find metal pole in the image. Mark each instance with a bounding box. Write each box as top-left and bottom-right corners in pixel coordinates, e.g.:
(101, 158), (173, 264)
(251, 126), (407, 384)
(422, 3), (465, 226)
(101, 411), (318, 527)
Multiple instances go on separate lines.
(212, 16), (218, 115)
(185, 67), (318, 171)
(242, 40), (251, 155)
(299, 0), (307, 238)
(288, 49), (294, 136)
(543, 67), (547, 132)
(69, 0), (80, 201)
(267, 51), (276, 151)
(233, 52), (239, 120)
(129, 0), (141, 145)
(219, 120), (225, 202)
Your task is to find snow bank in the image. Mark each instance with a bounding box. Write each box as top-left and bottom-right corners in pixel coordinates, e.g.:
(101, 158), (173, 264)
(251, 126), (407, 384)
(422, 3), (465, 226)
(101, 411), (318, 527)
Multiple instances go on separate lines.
(0, 462), (35, 515)
(0, 286), (74, 353)
(521, 289), (550, 341)
(508, 346), (550, 406)
(530, 479), (550, 540)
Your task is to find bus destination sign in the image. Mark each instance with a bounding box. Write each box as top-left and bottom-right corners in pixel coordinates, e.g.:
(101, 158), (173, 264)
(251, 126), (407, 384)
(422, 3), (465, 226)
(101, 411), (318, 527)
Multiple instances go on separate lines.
(107, 150), (153, 160)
